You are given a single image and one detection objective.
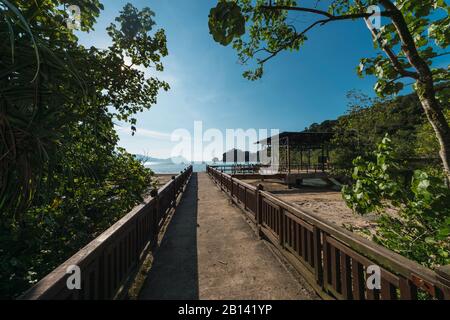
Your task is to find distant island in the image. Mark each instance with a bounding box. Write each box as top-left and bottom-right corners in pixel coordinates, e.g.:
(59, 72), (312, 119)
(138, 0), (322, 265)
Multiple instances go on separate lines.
(134, 154), (188, 164)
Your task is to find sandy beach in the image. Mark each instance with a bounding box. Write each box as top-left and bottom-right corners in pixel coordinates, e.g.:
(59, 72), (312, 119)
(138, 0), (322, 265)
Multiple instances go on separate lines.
(243, 178), (394, 239)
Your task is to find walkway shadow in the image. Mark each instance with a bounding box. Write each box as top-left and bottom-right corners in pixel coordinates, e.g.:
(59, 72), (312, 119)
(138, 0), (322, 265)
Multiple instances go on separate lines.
(139, 173), (199, 300)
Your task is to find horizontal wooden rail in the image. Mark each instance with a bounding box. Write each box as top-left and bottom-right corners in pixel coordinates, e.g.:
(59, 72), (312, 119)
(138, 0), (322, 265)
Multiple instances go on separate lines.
(19, 166), (193, 300)
(261, 163), (331, 173)
(208, 164), (260, 175)
(207, 166), (450, 300)
(208, 162), (332, 175)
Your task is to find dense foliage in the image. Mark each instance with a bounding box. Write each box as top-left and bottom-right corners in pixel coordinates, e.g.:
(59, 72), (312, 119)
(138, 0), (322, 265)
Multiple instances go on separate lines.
(342, 135), (404, 214)
(335, 91), (423, 163)
(0, 1), (167, 298)
(301, 90), (449, 177)
(306, 91), (450, 268)
(343, 136), (450, 268)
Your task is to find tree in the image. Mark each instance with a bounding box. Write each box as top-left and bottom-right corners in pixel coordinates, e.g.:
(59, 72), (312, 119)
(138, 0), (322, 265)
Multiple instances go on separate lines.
(342, 136), (450, 268)
(331, 90), (428, 173)
(0, 0), (168, 214)
(0, 1), (168, 297)
(208, 0), (450, 183)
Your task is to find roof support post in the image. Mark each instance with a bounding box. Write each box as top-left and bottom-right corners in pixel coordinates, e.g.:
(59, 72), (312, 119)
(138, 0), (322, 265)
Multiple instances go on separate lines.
(287, 136), (291, 174)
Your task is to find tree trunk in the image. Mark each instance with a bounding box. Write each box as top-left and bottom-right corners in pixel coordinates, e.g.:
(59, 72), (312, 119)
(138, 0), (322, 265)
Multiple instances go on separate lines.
(379, 0), (450, 185)
(416, 80), (450, 185)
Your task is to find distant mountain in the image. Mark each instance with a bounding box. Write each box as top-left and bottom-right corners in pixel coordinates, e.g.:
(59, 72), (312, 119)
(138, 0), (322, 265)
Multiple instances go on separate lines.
(170, 156), (188, 164)
(302, 90), (424, 135)
(134, 154), (188, 164)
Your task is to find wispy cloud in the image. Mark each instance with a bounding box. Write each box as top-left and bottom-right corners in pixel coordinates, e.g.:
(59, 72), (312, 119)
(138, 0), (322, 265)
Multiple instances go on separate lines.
(123, 56), (179, 88)
(115, 125), (174, 140)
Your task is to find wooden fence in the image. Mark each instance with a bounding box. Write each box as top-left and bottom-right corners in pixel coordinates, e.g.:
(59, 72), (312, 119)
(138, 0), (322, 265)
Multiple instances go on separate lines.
(207, 166), (450, 300)
(208, 164), (260, 175)
(208, 163), (331, 175)
(20, 166), (193, 300)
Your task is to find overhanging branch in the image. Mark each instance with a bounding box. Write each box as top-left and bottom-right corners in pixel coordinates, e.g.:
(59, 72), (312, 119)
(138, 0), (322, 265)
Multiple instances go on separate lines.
(258, 3), (418, 79)
(260, 5), (393, 20)
(257, 18), (331, 65)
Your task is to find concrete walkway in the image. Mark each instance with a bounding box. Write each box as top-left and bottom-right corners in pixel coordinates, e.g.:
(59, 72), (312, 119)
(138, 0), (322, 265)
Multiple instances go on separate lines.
(139, 173), (315, 300)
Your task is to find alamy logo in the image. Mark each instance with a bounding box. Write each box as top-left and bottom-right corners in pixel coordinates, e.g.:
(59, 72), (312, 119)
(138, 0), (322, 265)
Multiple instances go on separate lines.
(366, 265), (381, 290)
(366, 5), (382, 32)
(170, 121), (280, 174)
(66, 265), (81, 290)
(66, 5), (81, 30)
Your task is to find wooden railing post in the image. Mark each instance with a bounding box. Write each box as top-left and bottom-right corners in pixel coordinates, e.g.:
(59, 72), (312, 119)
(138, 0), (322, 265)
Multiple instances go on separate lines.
(150, 188), (159, 250)
(172, 175), (177, 207)
(256, 184), (263, 239)
(135, 213), (141, 262)
(230, 176), (234, 197)
(279, 207), (285, 247)
(98, 251), (106, 299)
(313, 226), (323, 286)
(436, 265), (450, 299)
(244, 187), (247, 211)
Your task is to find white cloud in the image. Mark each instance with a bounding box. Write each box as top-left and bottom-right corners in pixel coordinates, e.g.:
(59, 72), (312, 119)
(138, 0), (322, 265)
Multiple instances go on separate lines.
(115, 125), (173, 140)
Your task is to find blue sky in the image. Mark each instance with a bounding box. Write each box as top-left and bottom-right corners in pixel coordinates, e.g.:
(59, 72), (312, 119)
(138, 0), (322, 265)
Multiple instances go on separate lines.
(75, 1), (444, 160)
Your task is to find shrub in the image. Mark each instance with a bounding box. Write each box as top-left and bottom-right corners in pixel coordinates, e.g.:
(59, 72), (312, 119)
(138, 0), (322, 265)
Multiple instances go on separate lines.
(342, 135), (450, 268)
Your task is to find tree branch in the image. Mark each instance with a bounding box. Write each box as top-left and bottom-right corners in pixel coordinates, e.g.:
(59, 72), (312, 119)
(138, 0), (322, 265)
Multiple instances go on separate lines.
(435, 84), (450, 92)
(261, 5), (334, 18)
(258, 2), (418, 80)
(257, 18), (330, 65)
(364, 22), (419, 79)
(261, 5), (393, 20)
(379, 0), (432, 82)
(432, 52), (450, 59)
(256, 4), (396, 67)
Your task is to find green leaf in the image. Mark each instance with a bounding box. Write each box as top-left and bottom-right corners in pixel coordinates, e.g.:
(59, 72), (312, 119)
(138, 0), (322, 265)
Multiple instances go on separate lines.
(1, 0), (40, 81)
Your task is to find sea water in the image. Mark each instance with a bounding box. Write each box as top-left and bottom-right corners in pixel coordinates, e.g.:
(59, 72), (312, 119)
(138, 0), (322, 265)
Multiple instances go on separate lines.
(144, 162), (209, 174)
(144, 162), (255, 174)
(144, 162), (262, 174)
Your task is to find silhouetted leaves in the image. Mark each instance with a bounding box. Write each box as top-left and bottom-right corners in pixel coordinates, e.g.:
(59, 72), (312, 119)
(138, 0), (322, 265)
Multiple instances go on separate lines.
(209, 1), (245, 46)
(0, 1), (166, 298)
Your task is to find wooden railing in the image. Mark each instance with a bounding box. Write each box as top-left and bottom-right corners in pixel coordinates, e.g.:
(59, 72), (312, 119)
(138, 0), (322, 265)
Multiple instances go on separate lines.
(207, 166), (450, 300)
(274, 163), (331, 173)
(20, 166), (193, 300)
(209, 164), (260, 175)
(259, 163), (331, 174)
(209, 163), (332, 175)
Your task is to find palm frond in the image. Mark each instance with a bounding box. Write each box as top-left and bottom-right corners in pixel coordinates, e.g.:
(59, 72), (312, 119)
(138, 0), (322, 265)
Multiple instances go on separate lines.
(0, 0), (40, 81)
